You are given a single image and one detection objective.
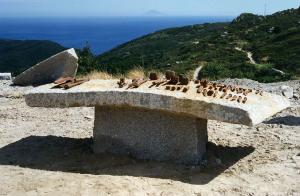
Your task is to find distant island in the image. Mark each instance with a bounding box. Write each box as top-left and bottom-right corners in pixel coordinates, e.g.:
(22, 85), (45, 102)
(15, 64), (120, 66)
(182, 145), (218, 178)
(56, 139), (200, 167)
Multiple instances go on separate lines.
(0, 7), (299, 82)
(144, 10), (166, 16)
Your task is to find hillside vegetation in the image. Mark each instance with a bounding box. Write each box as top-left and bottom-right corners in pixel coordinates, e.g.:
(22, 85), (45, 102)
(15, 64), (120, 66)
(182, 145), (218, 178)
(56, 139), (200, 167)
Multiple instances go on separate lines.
(0, 39), (65, 76)
(91, 7), (299, 82)
(0, 8), (298, 82)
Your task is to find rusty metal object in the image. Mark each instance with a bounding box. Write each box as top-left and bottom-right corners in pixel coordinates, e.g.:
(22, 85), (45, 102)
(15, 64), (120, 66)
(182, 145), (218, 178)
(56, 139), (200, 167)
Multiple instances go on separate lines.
(200, 79), (208, 88)
(126, 78), (148, 89)
(182, 86), (189, 93)
(52, 77), (89, 89)
(149, 80), (166, 88)
(155, 80), (167, 87)
(237, 96), (243, 103)
(178, 74), (189, 85)
(237, 87), (243, 94)
(207, 90), (214, 96)
(231, 95), (238, 101)
(165, 70), (176, 80)
(62, 79), (89, 89)
(229, 85), (236, 92)
(117, 78), (126, 88)
(149, 72), (159, 80)
(54, 77), (74, 85)
(169, 74), (179, 85)
(213, 90), (218, 97)
(226, 94), (233, 99)
(243, 89), (251, 96)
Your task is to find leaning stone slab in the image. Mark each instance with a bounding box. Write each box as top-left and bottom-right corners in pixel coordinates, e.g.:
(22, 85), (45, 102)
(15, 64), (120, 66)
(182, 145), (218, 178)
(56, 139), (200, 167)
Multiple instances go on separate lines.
(13, 48), (78, 86)
(25, 79), (290, 164)
(0, 73), (12, 80)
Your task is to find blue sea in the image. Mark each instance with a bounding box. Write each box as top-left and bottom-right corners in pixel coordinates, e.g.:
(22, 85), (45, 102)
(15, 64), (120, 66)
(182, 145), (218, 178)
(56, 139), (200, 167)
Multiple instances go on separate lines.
(0, 17), (233, 54)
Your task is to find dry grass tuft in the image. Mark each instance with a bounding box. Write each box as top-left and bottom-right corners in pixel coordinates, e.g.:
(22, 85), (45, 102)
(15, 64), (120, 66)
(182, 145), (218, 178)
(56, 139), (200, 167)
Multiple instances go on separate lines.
(82, 70), (114, 80)
(126, 67), (146, 79)
(82, 68), (164, 81)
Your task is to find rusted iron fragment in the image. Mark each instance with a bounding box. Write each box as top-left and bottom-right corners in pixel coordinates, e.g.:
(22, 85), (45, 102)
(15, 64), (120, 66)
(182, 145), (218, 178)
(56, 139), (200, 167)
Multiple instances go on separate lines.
(117, 78), (126, 88)
(52, 77), (89, 90)
(179, 74), (189, 85)
(126, 78), (148, 90)
(182, 86), (189, 93)
(149, 72), (159, 80)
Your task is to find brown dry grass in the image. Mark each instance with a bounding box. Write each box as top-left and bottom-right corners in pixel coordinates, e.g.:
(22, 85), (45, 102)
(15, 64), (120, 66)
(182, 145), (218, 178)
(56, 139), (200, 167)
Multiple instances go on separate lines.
(126, 67), (146, 79)
(82, 68), (164, 80)
(82, 71), (114, 80)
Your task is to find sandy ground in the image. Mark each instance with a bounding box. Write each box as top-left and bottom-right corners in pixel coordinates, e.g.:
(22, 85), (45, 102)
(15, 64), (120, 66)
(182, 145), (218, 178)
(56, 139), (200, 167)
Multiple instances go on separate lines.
(0, 80), (299, 195)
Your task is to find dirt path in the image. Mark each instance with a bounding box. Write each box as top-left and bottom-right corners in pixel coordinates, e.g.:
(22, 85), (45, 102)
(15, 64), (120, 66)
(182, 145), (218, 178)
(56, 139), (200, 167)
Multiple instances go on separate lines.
(193, 66), (203, 80)
(235, 47), (257, 64)
(0, 80), (299, 195)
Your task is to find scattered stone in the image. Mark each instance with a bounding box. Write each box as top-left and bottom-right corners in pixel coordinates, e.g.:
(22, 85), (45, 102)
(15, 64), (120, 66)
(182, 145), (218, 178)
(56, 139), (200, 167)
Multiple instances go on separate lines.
(0, 73), (12, 80)
(280, 85), (294, 98)
(13, 48), (78, 86)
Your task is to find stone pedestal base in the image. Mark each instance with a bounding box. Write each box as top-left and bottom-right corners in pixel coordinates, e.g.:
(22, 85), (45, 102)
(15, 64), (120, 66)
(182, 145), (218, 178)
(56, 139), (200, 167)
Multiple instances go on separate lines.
(93, 106), (208, 165)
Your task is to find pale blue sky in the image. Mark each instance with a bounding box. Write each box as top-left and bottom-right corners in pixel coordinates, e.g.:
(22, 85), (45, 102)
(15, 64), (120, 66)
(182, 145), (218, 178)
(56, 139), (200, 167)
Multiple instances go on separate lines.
(0, 0), (299, 17)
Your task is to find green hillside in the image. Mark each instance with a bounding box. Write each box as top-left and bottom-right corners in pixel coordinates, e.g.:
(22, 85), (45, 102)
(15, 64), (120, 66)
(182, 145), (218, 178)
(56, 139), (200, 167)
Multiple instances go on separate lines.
(93, 7), (299, 82)
(0, 39), (65, 76)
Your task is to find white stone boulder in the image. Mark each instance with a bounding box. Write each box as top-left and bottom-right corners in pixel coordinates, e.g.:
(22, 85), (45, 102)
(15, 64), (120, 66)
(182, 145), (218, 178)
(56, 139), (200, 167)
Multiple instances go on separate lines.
(13, 48), (78, 86)
(280, 85), (293, 99)
(0, 73), (12, 80)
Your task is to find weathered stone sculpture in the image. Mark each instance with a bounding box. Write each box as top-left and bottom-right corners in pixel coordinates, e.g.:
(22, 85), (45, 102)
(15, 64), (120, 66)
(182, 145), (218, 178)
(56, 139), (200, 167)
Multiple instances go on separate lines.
(13, 48), (78, 86)
(25, 79), (290, 164)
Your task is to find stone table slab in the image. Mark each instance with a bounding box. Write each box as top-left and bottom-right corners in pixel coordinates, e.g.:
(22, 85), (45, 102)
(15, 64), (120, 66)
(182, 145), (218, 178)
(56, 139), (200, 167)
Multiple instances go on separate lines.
(25, 79), (290, 126)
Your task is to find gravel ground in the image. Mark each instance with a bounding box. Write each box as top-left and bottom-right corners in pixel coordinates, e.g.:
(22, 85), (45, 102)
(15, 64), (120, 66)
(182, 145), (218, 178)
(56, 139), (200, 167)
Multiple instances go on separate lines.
(0, 79), (299, 195)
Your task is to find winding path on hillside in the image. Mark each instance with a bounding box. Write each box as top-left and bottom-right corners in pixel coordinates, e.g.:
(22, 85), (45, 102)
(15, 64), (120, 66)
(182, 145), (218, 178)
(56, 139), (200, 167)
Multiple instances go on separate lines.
(193, 66), (203, 80)
(235, 47), (285, 75)
(235, 47), (257, 64)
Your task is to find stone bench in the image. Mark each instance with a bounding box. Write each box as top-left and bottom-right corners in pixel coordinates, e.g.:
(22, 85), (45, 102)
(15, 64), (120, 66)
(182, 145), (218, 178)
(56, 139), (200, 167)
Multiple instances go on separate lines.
(25, 79), (290, 164)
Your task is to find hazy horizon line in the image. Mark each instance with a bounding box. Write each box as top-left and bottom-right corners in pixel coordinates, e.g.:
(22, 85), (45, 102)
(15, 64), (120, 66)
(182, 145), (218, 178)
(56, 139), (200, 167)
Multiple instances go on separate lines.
(0, 15), (237, 19)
